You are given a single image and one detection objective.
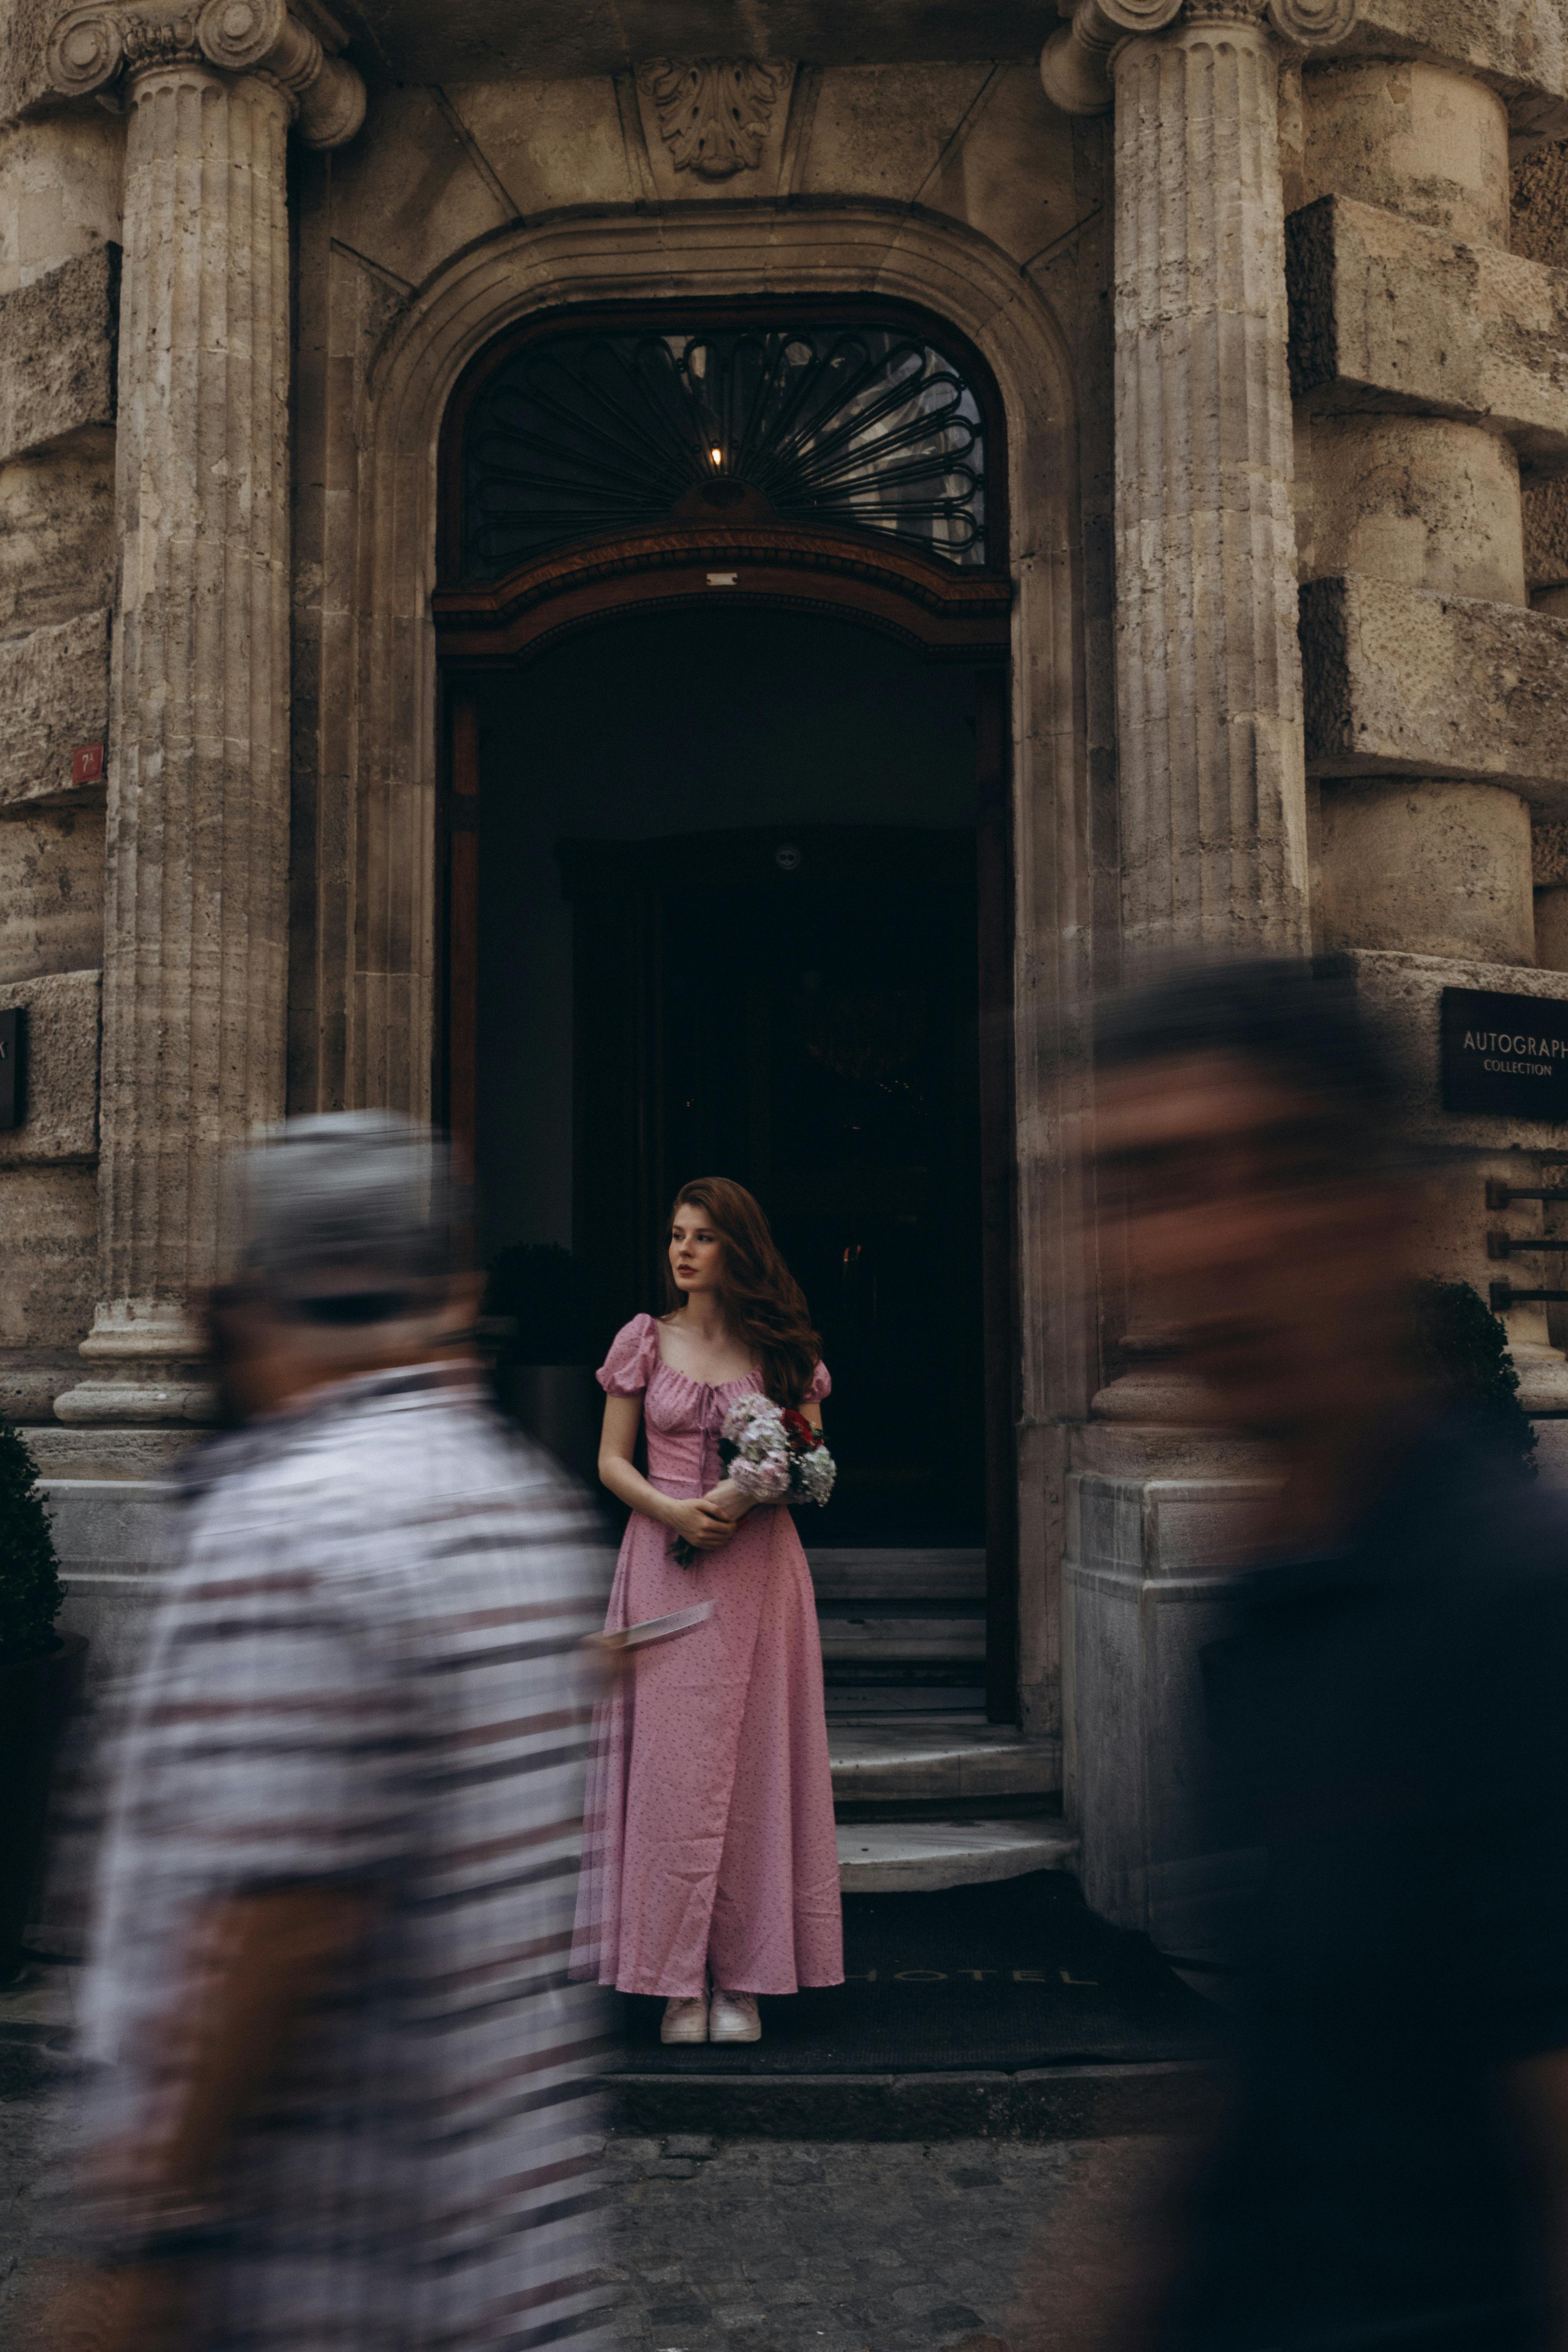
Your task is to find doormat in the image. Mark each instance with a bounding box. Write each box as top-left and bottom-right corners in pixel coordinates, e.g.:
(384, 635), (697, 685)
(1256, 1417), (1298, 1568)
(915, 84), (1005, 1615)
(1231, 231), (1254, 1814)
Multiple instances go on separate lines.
(610, 1869), (1220, 2075)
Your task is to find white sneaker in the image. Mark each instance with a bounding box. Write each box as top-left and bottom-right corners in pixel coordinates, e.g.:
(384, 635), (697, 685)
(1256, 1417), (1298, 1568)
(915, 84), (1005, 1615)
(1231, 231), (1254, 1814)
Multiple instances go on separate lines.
(708, 1990), (761, 2043)
(660, 1996), (709, 2045)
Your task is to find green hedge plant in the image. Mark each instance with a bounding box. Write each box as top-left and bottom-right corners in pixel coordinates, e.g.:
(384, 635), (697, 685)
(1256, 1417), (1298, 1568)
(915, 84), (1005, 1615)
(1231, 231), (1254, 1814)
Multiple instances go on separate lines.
(0, 1417), (64, 1664)
(1408, 1276), (1537, 1481)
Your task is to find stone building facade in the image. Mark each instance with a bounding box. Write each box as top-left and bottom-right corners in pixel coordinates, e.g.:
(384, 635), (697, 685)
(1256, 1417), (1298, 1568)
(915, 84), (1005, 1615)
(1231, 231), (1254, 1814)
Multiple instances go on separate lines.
(8, 0), (1568, 1917)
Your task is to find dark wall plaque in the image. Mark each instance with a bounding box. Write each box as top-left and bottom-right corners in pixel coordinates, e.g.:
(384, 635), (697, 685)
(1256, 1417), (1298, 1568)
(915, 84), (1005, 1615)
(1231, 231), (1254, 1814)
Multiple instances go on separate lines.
(1440, 986), (1568, 1118)
(0, 1007), (17, 1130)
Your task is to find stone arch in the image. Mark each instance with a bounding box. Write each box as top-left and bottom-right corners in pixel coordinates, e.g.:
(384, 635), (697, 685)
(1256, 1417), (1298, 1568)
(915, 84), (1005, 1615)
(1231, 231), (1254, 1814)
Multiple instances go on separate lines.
(334, 199), (1095, 1737)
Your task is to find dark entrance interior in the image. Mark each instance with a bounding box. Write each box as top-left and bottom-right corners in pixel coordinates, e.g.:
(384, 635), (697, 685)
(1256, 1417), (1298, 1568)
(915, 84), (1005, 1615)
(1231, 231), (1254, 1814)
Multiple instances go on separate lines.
(560, 822), (983, 1547)
(454, 598), (1020, 1720)
(467, 605), (986, 1537)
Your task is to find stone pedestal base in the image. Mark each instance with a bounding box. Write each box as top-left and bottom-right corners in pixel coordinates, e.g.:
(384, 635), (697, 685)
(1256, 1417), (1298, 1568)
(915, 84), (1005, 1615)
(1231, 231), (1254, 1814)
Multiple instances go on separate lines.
(1065, 1455), (1277, 1938)
(52, 1373), (216, 1427)
(1507, 1343), (1568, 1414)
(1067, 1370), (1277, 1937)
(23, 1425), (193, 1480)
(55, 1301), (216, 1427)
(44, 1474), (178, 1696)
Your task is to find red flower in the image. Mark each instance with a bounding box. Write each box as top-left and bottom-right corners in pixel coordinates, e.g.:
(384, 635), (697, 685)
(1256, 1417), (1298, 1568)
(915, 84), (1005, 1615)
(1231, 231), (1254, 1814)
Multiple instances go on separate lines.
(781, 1407), (821, 1452)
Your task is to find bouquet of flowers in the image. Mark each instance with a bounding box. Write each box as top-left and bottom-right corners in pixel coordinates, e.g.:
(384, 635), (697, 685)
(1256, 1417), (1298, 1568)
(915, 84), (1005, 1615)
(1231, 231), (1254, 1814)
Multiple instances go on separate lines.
(671, 1392), (837, 1565)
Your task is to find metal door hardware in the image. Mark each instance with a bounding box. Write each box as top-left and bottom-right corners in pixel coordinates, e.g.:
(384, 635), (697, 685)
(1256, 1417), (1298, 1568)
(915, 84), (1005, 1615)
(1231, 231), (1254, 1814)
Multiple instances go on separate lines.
(1486, 1180), (1568, 1210)
(0, 1007), (16, 1130)
(1490, 1280), (1568, 1312)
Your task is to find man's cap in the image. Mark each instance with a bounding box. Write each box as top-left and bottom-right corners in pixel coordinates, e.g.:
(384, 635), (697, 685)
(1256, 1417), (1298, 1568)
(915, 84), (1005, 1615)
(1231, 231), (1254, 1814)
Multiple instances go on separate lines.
(233, 1113), (464, 1314)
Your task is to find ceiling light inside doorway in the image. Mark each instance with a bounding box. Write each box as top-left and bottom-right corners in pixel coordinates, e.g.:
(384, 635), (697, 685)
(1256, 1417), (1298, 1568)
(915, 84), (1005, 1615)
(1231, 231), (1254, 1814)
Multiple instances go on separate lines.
(709, 445), (723, 463)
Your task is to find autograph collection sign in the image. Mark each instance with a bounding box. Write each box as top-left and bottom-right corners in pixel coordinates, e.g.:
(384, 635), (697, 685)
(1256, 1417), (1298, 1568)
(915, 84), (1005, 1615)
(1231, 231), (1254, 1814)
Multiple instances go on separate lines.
(1441, 986), (1568, 1118)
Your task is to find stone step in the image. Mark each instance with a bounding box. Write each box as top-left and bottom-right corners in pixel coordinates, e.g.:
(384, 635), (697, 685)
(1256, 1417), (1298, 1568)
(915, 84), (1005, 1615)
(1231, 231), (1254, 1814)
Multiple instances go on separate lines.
(818, 1611), (986, 1663)
(824, 1685), (986, 1717)
(829, 1720), (1061, 1805)
(609, 2062), (1222, 2143)
(837, 1817), (1078, 1894)
(806, 1547), (985, 1602)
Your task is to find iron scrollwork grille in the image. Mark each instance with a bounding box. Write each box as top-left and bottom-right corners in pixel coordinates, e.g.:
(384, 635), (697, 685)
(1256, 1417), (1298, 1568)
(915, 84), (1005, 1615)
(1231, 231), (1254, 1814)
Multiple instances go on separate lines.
(460, 325), (989, 578)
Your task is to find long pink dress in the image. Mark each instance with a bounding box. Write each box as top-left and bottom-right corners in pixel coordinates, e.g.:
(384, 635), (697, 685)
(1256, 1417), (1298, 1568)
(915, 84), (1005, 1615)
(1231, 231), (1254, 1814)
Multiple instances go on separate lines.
(572, 1314), (844, 2000)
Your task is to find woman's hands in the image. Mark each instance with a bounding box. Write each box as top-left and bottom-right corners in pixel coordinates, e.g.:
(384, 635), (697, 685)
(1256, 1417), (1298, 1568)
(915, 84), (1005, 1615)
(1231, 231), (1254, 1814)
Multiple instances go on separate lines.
(597, 1394), (753, 1555)
(661, 1495), (740, 1552)
(700, 1476), (751, 1524)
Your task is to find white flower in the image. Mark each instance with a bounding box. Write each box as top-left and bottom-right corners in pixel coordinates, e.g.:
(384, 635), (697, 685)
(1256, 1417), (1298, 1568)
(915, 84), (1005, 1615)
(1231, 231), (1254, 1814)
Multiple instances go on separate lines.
(731, 1453), (792, 1501)
(719, 1392), (834, 1507)
(797, 1446), (836, 1504)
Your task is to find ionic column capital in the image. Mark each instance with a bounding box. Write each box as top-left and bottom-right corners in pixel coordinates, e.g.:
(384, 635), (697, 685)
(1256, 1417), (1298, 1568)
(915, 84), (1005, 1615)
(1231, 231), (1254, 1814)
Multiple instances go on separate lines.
(47, 0), (364, 147)
(1041, 0), (1357, 115)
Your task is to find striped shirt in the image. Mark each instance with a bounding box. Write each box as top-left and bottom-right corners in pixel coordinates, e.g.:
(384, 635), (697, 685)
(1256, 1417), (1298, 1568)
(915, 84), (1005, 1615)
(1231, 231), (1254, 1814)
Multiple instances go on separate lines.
(80, 1365), (612, 2352)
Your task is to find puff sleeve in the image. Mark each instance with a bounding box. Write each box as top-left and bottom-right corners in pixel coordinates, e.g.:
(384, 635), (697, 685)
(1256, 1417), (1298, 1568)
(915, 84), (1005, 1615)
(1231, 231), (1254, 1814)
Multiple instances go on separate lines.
(809, 1358), (832, 1403)
(597, 1313), (661, 1396)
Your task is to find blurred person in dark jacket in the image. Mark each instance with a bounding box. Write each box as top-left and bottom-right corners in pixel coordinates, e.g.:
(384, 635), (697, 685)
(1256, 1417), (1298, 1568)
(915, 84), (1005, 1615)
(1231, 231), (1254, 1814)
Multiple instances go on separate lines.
(53, 1114), (610, 2352)
(1083, 961), (1568, 2352)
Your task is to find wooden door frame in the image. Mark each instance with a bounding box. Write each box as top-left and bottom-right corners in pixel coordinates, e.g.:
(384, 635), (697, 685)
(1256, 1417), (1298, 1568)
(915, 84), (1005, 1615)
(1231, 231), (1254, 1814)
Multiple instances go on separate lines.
(975, 666), (1019, 1718)
(439, 567), (1021, 1717)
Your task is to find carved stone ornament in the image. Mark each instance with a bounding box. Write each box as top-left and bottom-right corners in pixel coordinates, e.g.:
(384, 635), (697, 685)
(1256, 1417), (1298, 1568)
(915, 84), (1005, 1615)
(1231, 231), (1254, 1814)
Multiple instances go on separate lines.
(636, 56), (790, 179)
(47, 0), (365, 146)
(1040, 0), (1357, 115)
(1264, 0), (1357, 35)
(1039, 0), (1179, 113)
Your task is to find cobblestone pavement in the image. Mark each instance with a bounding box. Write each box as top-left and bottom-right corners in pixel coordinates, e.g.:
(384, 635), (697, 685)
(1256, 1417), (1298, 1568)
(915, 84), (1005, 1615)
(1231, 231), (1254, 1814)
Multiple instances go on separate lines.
(1, 1970), (1168, 2352)
(0, 2040), (77, 2337)
(606, 2130), (1172, 2352)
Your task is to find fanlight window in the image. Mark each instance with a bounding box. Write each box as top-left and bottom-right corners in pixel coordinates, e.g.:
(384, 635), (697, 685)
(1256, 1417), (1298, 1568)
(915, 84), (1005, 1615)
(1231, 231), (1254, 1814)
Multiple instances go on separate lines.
(460, 324), (989, 578)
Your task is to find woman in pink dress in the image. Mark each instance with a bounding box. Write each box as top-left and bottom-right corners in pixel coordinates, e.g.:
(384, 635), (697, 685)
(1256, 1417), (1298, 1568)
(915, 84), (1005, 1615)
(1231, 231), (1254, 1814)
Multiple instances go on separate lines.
(573, 1176), (843, 2045)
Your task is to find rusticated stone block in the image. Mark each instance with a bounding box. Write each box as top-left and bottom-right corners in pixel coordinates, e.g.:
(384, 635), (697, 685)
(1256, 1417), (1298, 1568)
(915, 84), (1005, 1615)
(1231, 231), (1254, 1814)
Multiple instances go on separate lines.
(1524, 476), (1568, 591)
(1299, 58), (1511, 248)
(0, 433), (116, 631)
(0, 246), (116, 466)
(1287, 196), (1568, 473)
(0, 0), (56, 127)
(0, 802), (104, 980)
(1534, 819), (1568, 884)
(0, 606), (110, 809)
(1303, 413), (1524, 604)
(1513, 136), (1568, 270)
(0, 1166), (97, 1349)
(1318, 778), (1534, 965)
(0, 967), (100, 1163)
(1301, 572), (1568, 802)
(1346, 3), (1568, 110)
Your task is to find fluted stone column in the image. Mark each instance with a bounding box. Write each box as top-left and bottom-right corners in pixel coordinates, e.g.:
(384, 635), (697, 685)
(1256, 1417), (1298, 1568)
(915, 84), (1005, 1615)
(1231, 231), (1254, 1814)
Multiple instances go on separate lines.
(1044, 0), (1357, 1929)
(1115, 3), (1301, 955)
(1046, 0), (1351, 959)
(45, 3), (363, 1426)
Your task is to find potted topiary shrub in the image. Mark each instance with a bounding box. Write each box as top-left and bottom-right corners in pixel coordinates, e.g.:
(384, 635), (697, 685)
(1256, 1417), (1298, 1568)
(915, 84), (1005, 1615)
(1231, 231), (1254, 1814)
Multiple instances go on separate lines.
(1409, 1276), (1537, 1480)
(485, 1244), (604, 1485)
(0, 1416), (85, 1982)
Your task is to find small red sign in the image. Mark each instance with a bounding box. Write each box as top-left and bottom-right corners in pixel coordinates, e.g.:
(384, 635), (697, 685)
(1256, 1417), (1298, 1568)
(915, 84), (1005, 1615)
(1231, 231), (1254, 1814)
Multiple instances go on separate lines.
(72, 743), (104, 785)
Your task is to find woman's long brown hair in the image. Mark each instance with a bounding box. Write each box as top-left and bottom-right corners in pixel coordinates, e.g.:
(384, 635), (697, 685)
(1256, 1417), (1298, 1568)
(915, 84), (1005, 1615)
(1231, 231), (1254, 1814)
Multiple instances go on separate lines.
(662, 1177), (821, 1408)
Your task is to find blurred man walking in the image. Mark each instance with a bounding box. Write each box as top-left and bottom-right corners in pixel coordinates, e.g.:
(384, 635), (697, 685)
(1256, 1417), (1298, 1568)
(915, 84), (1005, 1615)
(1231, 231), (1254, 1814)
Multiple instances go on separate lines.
(65, 1115), (610, 2352)
(1088, 961), (1568, 2352)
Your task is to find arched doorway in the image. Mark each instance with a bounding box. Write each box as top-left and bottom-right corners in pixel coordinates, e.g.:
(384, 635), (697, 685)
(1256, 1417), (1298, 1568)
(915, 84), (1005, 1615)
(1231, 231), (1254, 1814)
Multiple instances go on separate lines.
(435, 302), (1020, 1719)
